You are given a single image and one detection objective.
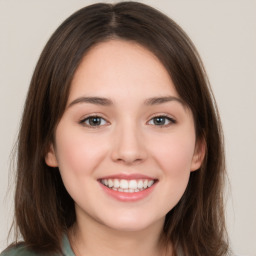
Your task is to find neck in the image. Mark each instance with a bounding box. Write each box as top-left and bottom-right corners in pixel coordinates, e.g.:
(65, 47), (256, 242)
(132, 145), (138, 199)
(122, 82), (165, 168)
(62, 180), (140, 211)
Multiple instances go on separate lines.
(69, 211), (172, 256)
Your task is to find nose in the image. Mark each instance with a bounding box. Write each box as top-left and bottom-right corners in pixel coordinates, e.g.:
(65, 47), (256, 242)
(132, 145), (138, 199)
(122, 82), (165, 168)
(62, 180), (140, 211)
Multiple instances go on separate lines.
(110, 122), (148, 165)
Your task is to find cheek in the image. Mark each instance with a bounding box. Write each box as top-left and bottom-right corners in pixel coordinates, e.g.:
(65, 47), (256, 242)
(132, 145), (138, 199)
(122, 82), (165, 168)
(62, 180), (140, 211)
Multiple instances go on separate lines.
(54, 127), (111, 206)
(54, 127), (107, 177)
(148, 131), (196, 209)
(151, 132), (196, 175)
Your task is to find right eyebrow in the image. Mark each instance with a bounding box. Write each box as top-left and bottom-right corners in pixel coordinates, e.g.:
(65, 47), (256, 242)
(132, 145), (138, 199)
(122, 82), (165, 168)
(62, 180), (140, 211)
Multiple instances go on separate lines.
(144, 96), (185, 106)
(67, 97), (113, 108)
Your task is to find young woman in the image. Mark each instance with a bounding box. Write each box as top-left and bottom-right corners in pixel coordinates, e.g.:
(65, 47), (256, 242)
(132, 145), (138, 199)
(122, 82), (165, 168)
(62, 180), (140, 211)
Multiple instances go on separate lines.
(1, 2), (230, 256)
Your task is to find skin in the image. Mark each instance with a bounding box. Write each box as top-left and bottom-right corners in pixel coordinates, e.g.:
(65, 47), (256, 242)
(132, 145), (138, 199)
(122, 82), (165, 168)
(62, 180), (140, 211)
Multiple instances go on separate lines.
(46, 40), (205, 256)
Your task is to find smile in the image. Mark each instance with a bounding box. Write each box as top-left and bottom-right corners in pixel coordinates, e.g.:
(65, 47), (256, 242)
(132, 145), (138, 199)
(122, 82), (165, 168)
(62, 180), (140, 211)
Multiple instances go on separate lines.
(100, 179), (155, 193)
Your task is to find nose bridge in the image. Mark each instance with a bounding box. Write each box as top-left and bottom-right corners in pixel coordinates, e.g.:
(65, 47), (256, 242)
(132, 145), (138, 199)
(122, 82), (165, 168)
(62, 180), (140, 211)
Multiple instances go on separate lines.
(111, 116), (147, 164)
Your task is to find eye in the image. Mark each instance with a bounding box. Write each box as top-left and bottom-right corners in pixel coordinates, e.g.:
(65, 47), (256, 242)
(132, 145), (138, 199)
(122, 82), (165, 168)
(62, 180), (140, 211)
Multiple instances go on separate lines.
(80, 116), (108, 128)
(148, 115), (176, 127)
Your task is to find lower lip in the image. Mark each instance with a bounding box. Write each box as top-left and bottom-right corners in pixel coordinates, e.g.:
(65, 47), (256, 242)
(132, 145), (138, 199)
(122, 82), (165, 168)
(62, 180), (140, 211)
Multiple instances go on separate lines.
(99, 182), (157, 202)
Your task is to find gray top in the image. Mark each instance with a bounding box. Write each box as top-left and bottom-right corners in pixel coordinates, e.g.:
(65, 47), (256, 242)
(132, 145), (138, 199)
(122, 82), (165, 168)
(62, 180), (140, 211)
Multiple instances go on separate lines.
(0, 235), (75, 256)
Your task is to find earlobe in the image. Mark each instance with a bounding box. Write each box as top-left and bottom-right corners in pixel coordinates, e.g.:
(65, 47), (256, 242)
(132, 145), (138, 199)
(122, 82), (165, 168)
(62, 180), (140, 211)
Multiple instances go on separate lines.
(190, 138), (206, 172)
(45, 144), (58, 167)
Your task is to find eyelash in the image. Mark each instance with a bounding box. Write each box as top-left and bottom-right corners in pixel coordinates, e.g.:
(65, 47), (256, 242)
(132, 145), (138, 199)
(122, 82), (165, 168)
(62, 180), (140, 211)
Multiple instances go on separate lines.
(148, 114), (176, 127)
(79, 114), (176, 128)
(79, 115), (108, 128)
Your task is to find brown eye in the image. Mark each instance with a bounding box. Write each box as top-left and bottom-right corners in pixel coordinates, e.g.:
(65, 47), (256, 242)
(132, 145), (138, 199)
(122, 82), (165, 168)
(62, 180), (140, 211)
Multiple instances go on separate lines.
(148, 116), (176, 126)
(81, 116), (107, 127)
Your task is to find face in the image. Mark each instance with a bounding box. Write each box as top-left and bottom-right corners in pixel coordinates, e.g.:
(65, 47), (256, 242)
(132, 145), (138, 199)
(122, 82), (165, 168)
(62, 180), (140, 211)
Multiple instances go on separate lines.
(46, 40), (204, 232)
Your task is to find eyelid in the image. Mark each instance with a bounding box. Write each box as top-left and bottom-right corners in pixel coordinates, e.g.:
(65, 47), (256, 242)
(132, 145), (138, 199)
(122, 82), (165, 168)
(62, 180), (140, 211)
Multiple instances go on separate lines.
(79, 114), (110, 128)
(147, 114), (176, 126)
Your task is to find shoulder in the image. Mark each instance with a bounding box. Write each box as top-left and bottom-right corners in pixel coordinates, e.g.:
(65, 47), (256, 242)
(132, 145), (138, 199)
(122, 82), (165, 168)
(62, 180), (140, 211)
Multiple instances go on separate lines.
(0, 244), (42, 256)
(1, 235), (74, 256)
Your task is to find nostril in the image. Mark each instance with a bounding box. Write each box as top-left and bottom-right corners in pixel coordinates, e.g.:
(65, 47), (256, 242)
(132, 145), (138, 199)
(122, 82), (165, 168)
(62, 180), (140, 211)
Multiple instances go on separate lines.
(115, 156), (144, 165)
(110, 131), (148, 164)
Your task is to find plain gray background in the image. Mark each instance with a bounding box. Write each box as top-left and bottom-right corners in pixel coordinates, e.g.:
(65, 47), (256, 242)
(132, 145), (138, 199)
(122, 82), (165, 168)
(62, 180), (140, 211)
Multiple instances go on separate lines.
(0, 0), (255, 255)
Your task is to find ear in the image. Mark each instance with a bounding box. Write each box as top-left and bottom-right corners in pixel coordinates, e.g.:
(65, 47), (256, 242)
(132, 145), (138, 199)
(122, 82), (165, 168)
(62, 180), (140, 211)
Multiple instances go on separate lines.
(45, 144), (58, 167)
(190, 138), (206, 172)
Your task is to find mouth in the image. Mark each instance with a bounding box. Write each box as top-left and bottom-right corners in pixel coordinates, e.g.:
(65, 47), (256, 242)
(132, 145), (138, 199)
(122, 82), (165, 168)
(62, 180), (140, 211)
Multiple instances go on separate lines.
(99, 178), (157, 193)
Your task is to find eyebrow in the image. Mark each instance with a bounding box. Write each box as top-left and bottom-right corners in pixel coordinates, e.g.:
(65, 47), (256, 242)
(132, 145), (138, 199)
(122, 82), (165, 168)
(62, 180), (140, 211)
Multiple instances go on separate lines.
(68, 96), (185, 108)
(144, 96), (185, 106)
(68, 97), (113, 108)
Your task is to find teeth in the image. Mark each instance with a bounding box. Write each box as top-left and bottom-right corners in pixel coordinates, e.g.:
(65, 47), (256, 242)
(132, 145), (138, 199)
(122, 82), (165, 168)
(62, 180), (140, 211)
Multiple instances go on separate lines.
(108, 179), (113, 188)
(120, 179), (129, 189)
(137, 180), (143, 189)
(114, 179), (119, 188)
(148, 180), (154, 187)
(129, 180), (137, 189)
(101, 178), (155, 192)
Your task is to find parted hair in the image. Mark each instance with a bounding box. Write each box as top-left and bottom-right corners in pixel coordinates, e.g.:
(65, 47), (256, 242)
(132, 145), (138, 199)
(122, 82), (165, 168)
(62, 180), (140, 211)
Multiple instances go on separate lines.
(12, 2), (229, 255)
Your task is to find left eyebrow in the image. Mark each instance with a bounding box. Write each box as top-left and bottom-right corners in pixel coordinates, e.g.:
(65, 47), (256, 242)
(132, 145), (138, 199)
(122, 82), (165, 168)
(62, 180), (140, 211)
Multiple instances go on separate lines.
(68, 97), (113, 108)
(144, 96), (185, 106)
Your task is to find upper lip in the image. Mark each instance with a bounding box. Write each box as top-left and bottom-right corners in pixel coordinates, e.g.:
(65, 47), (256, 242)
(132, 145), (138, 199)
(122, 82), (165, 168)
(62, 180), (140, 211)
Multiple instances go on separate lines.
(98, 173), (156, 180)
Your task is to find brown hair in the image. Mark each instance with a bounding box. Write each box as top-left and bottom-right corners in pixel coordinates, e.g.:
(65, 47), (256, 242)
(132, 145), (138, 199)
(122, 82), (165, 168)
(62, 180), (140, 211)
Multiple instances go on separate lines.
(11, 2), (229, 255)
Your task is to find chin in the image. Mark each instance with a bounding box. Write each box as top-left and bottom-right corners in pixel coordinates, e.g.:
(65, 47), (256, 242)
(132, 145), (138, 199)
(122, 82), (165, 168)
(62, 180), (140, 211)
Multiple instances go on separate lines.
(100, 212), (164, 233)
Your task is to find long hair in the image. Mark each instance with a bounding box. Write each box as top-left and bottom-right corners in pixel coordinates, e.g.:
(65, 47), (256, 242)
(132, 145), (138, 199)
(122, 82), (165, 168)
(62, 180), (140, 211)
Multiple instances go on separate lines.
(12, 2), (228, 255)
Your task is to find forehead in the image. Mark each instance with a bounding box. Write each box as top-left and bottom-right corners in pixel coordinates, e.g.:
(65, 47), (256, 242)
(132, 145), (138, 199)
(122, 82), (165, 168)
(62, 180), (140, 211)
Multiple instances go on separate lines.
(68, 39), (179, 104)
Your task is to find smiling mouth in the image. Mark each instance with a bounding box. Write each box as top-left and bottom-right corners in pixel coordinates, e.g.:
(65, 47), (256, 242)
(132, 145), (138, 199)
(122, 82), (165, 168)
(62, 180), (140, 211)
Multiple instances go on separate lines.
(99, 178), (156, 193)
